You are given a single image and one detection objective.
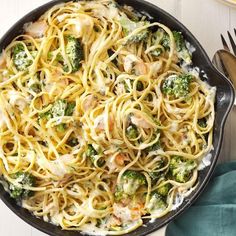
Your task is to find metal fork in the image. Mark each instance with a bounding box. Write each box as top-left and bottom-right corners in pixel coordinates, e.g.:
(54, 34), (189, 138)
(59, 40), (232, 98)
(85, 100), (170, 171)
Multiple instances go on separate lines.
(212, 29), (236, 105)
(221, 29), (236, 55)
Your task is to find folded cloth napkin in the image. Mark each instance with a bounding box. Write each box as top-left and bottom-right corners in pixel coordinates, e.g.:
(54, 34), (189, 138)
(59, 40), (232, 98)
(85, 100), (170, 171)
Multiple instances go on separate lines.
(166, 161), (236, 236)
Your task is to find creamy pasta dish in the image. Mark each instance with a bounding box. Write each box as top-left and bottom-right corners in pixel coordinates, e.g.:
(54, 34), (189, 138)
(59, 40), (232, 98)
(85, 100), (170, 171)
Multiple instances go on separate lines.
(0, 0), (215, 235)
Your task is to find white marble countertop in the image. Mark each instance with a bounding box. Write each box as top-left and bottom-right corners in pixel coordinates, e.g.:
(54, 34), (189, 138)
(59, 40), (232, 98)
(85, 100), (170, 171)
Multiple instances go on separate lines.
(0, 0), (236, 235)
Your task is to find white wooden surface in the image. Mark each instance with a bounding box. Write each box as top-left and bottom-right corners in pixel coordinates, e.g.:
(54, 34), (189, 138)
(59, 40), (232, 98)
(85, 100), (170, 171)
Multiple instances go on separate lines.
(1, 0), (236, 235)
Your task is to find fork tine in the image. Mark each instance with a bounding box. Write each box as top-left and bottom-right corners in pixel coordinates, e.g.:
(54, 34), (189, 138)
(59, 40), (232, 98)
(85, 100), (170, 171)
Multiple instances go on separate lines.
(227, 31), (236, 55)
(221, 34), (230, 51)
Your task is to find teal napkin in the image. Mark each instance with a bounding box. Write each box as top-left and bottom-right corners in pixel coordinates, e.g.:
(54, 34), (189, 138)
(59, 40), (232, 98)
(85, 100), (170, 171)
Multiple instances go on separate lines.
(166, 161), (236, 236)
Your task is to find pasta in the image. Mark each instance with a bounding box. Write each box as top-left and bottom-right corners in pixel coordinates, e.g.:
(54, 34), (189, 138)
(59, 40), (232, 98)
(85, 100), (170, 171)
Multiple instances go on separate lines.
(0, 0), (215, 235)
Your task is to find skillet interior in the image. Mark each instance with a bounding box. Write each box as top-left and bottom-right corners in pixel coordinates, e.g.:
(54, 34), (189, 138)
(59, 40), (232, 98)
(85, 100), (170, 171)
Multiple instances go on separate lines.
(0, 0), (235, 235)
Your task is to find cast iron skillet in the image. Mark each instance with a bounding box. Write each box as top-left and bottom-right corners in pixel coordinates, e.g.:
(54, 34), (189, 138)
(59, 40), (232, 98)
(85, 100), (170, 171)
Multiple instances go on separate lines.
(0, 0), (235, 235)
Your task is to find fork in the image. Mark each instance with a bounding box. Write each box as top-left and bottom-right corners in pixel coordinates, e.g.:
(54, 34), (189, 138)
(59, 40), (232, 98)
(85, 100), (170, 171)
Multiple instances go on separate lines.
(212, 29), (236, 82)
(221, 29), (236, 55)
(212, 29), (236, 105)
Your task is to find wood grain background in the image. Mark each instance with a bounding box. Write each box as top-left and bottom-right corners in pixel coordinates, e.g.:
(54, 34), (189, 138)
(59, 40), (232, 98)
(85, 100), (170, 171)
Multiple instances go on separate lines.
(0, 0), (236, 235)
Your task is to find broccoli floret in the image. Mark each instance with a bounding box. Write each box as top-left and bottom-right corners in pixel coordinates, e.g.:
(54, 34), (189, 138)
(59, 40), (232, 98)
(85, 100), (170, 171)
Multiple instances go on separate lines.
(12, 44), (33, 71)
(119, 170), (146, 196)
(56, 123), (67, 132)
(65, 36), (84, 72)
(39, 99), (75, 131)
(41, 99), (75, 118)
(65, 101), (76, 116)
(51, 99), (68, 117)
(126, 125), (139, 139)
(162, 74), (192, 98)
(198, 118), (207, 128)
(120, 14), (149, 44)
(159, 30), (192, 63)
(86, 144), (104, 167)
(9, 172), (36, 200)
(146, 192), (166, 214)
(169, 156), (197, 183)
(29, 83), (42, 94)
(173, 31), (192, 64)
(145, 139), (161, 153)
(157, 183), (172, 197)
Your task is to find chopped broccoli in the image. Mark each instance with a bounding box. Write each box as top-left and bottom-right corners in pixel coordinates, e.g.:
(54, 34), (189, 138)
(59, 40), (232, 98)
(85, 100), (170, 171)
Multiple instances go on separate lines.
(40, 99), (75, 119)
(65, 36), (84, 72)
(12, 44), (33, 71)
(86, 144), (104, 167)
(145, 139), (161, 153)
(65, 102), (76, 116)
(169, 156), (197, 183)
(157, 183), (172, 197)
(126, 124), (139, 139)
(51, 99), (68, 117)
(39, 99), (75, 131)
(162, 74), (192, 98)
(159, 30), (192, 63)
(9, 172), (36, 200)
(146, 192), (166, 214)
(148, 159), (165, 181)
(56, 123), (67, 132)
(29, 83), (42, 94)
(173, 31), (192, 64)
(198, 118), (207, 128)
(117, 170), (146, 197)
(120, 14), (149, 44)
(149, 29), (165, 57)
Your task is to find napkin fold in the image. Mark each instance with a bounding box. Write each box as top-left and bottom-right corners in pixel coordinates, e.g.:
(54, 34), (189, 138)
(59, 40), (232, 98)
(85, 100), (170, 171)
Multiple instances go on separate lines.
(166, 161), (236, 236)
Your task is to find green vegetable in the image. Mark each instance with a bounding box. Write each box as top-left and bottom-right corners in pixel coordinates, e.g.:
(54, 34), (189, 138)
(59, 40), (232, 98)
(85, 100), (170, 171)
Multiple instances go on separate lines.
(9, 172), (36, 200)
(145, 139), (161, 152)
(173, 31), (192, 63)
(40, 99), (75, 120)
(149, 29), (165, 57)
(115, 170), (146, 198)
(65, 102), (76, 116)
(39, 111), (52, 120)
(126, 124), (139, 139)
(146, 192), (166, 214)
(169, 156), (197, 183)
(162, 74), (192, 98)
(119, 14), (149, 44)
(65, 36), (84, 72)
(158, 30), (192, 63)
(12, 44), (33, 71)
(39, 100), (75, 132)
(56, 123), (66, 132)
(157, 183), (172, 197)
(86, 144), (104, 167)
(51, 99), (68, 117)
(198, 118), (207, 128)
(29, 83), (42, 93)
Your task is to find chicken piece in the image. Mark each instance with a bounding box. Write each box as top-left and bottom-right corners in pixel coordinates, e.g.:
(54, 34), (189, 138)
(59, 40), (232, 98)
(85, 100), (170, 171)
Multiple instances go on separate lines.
(24, 20), (48, 38)
(131, 114), (155, 129)
(8, 91), (28, 112)
(0, 51), (6, 69)
(123, 54), (147, 75)
(82, 94), (98, 111)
